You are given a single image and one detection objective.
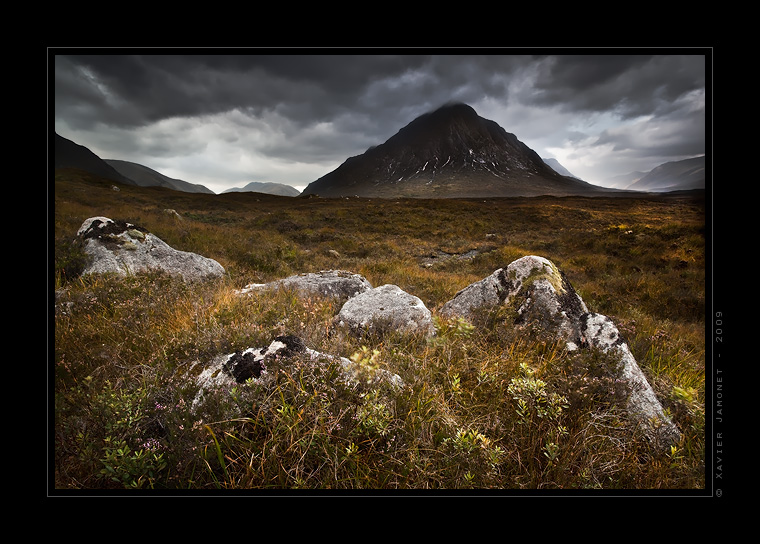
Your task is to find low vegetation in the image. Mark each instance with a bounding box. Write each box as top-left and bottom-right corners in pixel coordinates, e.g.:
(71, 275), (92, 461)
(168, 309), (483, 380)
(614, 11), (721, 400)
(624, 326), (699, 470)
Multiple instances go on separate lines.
(52, 169), (706, 492)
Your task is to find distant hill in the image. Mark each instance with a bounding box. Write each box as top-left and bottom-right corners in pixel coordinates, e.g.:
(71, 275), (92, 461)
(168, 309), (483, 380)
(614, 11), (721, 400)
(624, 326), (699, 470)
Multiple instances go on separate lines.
(601, 156), (705, 192)
(542, 158), (581, 180)
(105, 159), (214, 194)
(604, 171), (648, 189)
(54, 132), (215, 194)
(301, 103), (616, 199)
(54, 133), (136, 186)
(223, 181), (301, 197)
(626, 156), (705, 192)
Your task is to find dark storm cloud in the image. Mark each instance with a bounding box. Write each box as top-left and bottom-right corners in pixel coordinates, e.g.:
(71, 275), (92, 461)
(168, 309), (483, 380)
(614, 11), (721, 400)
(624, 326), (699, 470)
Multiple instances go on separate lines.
(53, 51), (708, 191)
(529, 54), (705, 118)
(55, 54), (532, 134)
(55, 54), (431, 128)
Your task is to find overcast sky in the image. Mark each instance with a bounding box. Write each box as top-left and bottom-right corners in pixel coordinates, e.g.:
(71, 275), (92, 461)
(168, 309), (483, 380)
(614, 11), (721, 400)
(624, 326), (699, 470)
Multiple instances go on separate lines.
(52, 50), (708, 194)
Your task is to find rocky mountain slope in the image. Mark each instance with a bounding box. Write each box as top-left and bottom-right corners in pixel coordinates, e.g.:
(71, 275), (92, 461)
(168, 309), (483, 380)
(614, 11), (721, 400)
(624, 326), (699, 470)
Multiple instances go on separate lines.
(301, 103), (614, 199)
(55, 133), (302, 197)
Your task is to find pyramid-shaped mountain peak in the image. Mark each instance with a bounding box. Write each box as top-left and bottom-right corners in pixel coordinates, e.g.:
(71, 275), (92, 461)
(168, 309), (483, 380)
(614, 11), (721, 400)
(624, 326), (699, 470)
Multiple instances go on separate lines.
(419, 101), (480, 123)
(393, 102), (502, 150)
(302, 103), (609, 199)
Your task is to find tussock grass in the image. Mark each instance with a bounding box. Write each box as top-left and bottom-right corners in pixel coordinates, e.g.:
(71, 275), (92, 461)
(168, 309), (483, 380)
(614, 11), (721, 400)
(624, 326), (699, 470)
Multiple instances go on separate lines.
(52, 170), (707, 491)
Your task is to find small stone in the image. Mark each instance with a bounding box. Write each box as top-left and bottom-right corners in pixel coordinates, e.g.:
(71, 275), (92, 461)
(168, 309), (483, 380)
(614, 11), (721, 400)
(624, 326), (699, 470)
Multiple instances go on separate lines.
(238, 270), (372, 301)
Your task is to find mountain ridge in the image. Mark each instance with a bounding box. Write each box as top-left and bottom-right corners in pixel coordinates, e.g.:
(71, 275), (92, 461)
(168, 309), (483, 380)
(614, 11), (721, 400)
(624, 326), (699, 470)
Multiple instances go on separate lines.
(223, 181), (301, 197)
(597, 156), (705, 192)
(105, 159), (214, 194)
(54, 132), (300, 197)
(625, 156), (705, 192)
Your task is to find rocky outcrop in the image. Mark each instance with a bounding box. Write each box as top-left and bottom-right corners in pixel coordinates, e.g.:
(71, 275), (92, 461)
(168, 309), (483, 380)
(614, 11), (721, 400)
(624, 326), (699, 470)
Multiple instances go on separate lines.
(77, 217), (225, 281)
(337, 284), (435, 337)
(191, 335), (404, 412)
(238, 270), (372, 301)
(440, 255), (680, 449)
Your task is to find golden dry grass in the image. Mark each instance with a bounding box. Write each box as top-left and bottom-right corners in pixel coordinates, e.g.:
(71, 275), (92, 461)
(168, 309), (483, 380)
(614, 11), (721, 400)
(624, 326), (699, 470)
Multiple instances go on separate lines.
(52, 169), (706, 492)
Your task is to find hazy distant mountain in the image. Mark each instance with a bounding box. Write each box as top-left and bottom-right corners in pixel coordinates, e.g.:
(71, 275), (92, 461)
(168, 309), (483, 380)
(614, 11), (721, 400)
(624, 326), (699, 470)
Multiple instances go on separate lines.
(301, 103), (615, 199)
(55, 133), (136, 186)
(604, 171), (647, 189)
(223, 181), (301, 197)
(542, 158), (581, 180)
(626, 156), (705, 192)
(106, 159), (214, 194)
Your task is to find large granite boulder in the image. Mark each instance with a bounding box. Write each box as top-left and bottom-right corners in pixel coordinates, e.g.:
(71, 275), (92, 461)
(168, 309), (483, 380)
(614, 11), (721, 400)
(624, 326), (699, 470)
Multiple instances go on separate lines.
(76, 217), (225, 282)
(337, 284), (435, 337)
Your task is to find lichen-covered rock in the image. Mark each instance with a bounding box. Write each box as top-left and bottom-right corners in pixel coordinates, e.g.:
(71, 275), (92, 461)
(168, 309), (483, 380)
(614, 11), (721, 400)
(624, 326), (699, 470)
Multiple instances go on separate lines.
(191, 335), (404, 413)
(238, 270), (372, 301)
(338, 284), (434, 337)
(440, 255), (680, 449)
(580, 313), (681, 448)
(441, 255), (588, 345)
(76, 217), (225, 282)
(507, 256), (589, 346)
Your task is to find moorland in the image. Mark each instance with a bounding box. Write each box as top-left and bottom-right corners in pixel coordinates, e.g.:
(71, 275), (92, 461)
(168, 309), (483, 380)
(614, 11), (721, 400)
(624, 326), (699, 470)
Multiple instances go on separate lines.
(52, 168), (707, 492)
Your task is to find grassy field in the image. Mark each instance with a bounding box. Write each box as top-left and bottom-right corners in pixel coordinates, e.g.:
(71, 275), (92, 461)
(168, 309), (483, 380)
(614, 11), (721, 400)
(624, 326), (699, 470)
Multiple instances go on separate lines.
(51, 168), (707, 492)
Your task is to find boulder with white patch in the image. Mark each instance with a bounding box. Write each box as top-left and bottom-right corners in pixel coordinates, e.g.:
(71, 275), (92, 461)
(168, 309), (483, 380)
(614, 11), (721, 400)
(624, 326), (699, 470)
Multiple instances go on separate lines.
(191, 335), (404, 413)
(77, 217), (225, 281)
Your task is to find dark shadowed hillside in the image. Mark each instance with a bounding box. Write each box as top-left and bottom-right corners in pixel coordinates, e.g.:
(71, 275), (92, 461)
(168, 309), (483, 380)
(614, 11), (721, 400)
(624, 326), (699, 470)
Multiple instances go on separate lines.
(54, 133), (136, 186)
